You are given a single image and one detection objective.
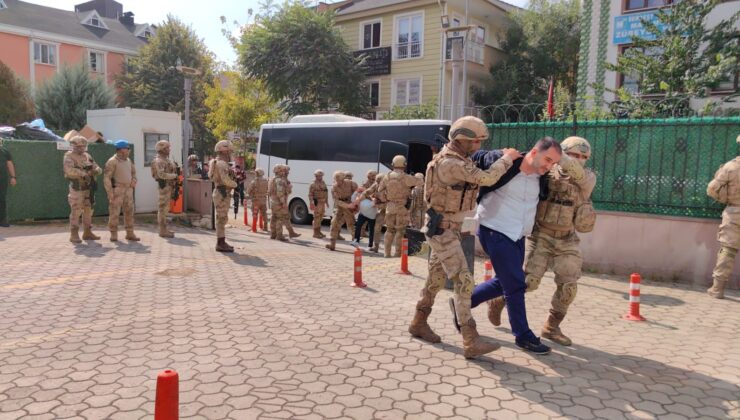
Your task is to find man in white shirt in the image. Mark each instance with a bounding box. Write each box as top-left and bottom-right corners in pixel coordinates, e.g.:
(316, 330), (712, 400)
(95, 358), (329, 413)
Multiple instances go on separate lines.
(461, 137), (563, 355)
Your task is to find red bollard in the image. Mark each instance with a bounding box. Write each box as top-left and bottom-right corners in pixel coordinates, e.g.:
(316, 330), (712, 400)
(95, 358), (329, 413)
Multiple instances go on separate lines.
(154, 369), (178, 420)
(352, 247), (367, 288)
(243, 201), (249, 226)
(623, 273), (646, 321)
(251, 211), (257, 233)
(484, 260), (493, 281)
(398, 237), (412, 275)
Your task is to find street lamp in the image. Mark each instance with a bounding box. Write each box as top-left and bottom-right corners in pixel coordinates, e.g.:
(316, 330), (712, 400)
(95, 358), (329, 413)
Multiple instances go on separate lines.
(173, 58), (201, 213)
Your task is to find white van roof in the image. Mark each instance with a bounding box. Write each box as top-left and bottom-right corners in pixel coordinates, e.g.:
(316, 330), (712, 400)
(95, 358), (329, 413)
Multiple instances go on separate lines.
(288, 114), (367, 123)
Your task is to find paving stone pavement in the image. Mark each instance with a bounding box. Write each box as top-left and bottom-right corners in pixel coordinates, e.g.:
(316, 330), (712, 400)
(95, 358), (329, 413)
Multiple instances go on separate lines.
(0, 218), (738, 419)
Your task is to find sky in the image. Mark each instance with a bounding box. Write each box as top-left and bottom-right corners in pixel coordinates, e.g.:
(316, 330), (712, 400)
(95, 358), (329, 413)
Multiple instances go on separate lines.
(26, 0), (529, 65)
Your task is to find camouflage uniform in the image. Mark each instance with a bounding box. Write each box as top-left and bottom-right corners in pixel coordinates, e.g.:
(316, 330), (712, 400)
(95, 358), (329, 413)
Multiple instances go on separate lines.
(269, 164), (291, 241)
(282, 168), (301, 238)
(410, 173), (426, 229)
(210, 140), (237, 252)
(326, 170), (356, 251)
(309, 170), (329, 238)
(360, 173), (386, 253)
(247, 168), (269, 232)
(488, 137), (595, 346)
(378, 156), (423, 258)
(151, 140), (178, 238)
(104, 141), (139, 242)
(706, 135), (740, 299)
(63, 136), (102, 243)
(409, 116), (512, 359)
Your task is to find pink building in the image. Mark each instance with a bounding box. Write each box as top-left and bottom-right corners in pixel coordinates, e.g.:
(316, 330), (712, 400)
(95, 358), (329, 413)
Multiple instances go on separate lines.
(0, 0), (153, 89)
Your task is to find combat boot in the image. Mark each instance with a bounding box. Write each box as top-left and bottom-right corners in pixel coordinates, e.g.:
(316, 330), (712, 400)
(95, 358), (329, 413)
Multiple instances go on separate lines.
(313, 227), (324, 239)
(337, 233), (346, 240)
(707, 279), (727, 299)
(159, 225), (175, 238)
(408, 295), (441, 343)
(488, 297), (506, 326)
(384, 234), (393, 258)
(461, 319), (500, 359)
(288, 229), (301, 238)
(82, 226), (100, 240)
(542, 310), (572, 346)
(109, 230), (118, 242)
(216, 237), (234, 252)
(69, 226), (82, 244)
(277, 234), (288, 242)
(270, 232), (277, 240)
(325, 239), (336, 251)
(125, 229), (140, 241)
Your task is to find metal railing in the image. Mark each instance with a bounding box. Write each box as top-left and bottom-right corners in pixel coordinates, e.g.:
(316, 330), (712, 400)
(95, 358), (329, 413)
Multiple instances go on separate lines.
(394, 41), (421, 59)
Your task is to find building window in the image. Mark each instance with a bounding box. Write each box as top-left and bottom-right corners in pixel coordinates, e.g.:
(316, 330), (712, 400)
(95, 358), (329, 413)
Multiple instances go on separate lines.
(617, 44), (663, 94)
(82, 11), (109, 29)
(395, 13), (423, 59)
(624, 0), (674, 12)
(33, 42), (57, 65)
(369, 81), (380, 107)
(89, 51), (105, 74)
(144, 133), (169, 166)
(362, 21), (381, 49)
(713, 72), (739, 94)
(394, 78), (421, 106)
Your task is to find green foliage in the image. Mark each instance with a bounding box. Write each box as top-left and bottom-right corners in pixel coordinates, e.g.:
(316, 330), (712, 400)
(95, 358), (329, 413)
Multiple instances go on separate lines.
(605, 0), (739, 111)
(0, 61), (35, 125)
(236, 1), (369, 116)
(383, 99), (438, 120)
(116, 15), (216, 154)
(474, 0), (581, 106)
(205, 71), (280, 140)
(35, 64), (115, 131)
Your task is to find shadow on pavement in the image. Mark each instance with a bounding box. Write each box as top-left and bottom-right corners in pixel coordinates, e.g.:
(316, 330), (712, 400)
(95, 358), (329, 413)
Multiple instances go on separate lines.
(226, 253), (268, 267)
(114, 241), (151, 254)
(73, 242), (114, 258)
(166, 237), (198, 247)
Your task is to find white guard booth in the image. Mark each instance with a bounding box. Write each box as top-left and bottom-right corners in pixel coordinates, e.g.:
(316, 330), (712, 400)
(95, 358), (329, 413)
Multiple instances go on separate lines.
(87, 108), (183, 213)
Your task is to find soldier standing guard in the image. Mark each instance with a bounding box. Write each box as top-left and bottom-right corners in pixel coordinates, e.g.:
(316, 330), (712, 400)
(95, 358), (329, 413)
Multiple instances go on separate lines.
(283, 166), (301, 238)
(209, 140), (238, 252)
(378, 155), (423, 258)
(408, 116), (516, 359)
(487, 136), (595, 346)
(63, 136), (102, 243)
(326, 170), (357, 251)
(104, 140), (139, 242)
(309, 169), (328, 238)
(269, 164), (292, 241)
(706, 134), (740, 299)
(247, 168), (269, 232)
(410, 173), (426, 229)
(151, 140), (178, 238)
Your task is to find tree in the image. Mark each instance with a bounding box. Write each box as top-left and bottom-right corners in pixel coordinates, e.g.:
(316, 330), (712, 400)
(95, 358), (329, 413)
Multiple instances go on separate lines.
(605, 0), (739, 115)
(0, 61), (35, 125)
(35, 64), (115, 131)
(474, 0), (581, 110)
(204, 71), (280, 142)
(236, 1), (369, 116)
(116, 15), (216, 154)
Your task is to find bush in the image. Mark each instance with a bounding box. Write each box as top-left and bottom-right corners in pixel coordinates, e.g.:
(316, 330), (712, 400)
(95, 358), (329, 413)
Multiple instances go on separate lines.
(0, 61), (35, 125)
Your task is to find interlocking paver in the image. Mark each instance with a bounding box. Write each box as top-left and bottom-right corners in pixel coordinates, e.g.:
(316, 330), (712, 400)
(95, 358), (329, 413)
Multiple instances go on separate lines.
(0, 221), (738, 419)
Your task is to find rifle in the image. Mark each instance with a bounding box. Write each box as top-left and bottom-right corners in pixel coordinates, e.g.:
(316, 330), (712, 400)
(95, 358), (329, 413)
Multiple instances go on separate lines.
(172, 163), (181, 201)
(83, 164), (97, 207)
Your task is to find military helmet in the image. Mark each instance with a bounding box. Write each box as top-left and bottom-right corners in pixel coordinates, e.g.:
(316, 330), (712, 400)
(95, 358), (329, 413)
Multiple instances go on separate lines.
(561, 136), (591, 159)
(314, 169), (324, 177)
(155, 139), (170, 152)
(333, 170), (345, 181)
(392, 155), (407, 168)
(214, 140), (232, 153)
(375, 172), (385, 182)
(114, 139), (130, 150)
(255, 168), (264, 177)
(187, 154), (199, 162)
(345, 171), (353, 179)
(69, 135), (87, 147)
(366, 170), (377, 178)
(449, 116), (489, 142)
(273, 164), (283, 174)
(414, 172), (424, 180)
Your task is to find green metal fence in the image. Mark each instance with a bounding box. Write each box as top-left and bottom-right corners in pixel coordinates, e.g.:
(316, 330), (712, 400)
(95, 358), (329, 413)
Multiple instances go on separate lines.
(484, 117), (740, 219)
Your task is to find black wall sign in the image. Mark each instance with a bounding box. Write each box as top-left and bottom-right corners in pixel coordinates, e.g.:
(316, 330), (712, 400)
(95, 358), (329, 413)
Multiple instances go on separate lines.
(354, 47), (392, 76)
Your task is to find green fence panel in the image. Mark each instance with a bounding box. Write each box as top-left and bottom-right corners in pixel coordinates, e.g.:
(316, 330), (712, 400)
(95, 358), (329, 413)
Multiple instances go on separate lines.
(484, 117), (738, 219)
(4, 140), (134, 222)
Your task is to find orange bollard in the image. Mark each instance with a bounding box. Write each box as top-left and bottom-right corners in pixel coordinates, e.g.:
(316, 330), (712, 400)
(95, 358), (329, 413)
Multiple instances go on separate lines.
(484, 260), (493, 281)
(623, 273), (646, 321)
(351, 247), (366, 288)
(243, 201), (249, 226)
(154, 369), (178, 420)
(398, 237), (412, 275)
(251, 210), (257, 233)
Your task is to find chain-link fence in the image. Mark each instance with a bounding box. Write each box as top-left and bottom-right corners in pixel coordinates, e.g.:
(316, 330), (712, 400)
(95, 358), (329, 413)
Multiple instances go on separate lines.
(483, 116), (739, 219)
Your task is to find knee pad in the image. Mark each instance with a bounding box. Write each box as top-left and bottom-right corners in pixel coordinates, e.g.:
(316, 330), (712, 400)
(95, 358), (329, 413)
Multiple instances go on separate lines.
(456, 270), (474, 296)
(557, 282), (578, 307)
(525, 274), (542, 292)
(426, 267), (447, 294)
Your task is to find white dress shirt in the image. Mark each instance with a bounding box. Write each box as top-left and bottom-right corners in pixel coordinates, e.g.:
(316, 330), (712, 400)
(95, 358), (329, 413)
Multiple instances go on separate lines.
(477, 171), (541, 242)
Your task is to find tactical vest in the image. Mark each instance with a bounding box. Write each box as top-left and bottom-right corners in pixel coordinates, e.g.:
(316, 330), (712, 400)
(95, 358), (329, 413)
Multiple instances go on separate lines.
(253, 178), (269, 197)
(536, 170), (596, 233)
(385, 171), (411, 203)
(311, 181), (328, 202)
(425, 148), (479, 214)
(151, 156), (176, 180)
(65, 152), (95, 190)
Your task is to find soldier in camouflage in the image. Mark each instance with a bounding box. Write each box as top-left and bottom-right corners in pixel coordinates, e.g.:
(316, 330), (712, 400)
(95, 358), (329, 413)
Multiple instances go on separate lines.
(209, 140), (238, 252)
(269, 164), (293, 241)
(706, 134), (740, 299)
(247, 168), (269, 232)
(309, 169), (329, 238)
(151, 140), (178, 238)
(282, 166), (301, 239)
(104, 140), (139, 242)
(326, 170), (357, 251)
(487, 136), (595, 346)
(63, 136), (102, 243)
(410, 173), (426, 229)
(378, 155), (423, 258)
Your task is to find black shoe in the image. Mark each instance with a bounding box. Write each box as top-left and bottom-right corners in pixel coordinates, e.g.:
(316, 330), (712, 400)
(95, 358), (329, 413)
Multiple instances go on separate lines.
(0, 223), (9, 227)
(515, 336), (551, 355)
(448, 298), (461, 333)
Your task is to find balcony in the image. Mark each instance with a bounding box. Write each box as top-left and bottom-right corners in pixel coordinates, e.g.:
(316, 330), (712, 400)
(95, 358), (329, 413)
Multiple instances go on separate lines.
(394, 41), (422, 60)
(445, 37), (484, 65)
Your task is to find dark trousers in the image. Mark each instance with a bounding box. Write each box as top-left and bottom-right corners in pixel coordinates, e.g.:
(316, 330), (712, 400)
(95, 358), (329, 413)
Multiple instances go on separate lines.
(472, 225), (536, 341)
(233, 184), (244, 214)
(0, 179), (7, 225)
(354, 214), (376, 246)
